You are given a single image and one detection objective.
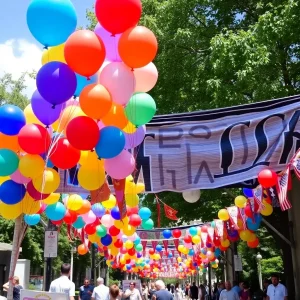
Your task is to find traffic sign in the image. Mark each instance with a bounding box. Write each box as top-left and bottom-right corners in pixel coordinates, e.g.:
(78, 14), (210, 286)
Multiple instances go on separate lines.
(44, 230), (58, 258)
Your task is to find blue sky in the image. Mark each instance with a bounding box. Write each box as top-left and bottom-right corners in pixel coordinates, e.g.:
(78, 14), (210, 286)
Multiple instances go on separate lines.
(0, 0), (95, 46)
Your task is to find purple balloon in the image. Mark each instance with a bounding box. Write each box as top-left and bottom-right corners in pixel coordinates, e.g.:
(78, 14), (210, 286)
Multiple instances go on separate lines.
(94, 23), (122, 62)
(36, 62), (77, 106)
(124, 126), (146, 149)
(31, 90), (64, 126)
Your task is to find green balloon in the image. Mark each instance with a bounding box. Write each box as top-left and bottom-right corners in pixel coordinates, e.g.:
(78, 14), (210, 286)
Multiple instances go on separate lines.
(125, 93), (156, 126)
(0, 149), (19, 176)
(142, 218), (154, 230)
(96, 225), (107, 237)
(134, 243), (143, 252)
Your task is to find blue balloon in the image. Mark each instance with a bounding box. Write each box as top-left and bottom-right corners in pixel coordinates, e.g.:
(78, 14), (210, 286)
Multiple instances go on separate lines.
(214, 248), (221, 257)
(246, 213), (262, 231)
(101, 234), (112, 246)
(74, 73), (97, 97)
(111, 207), (121, 220)
(163, 229), (172, 239)
(0, 180), (26, 204)
(188, 249), (195, 256)
(95, 126), (125, 159)
(73, 216), (85, 229)
(45, 202), (66, 221)
(156, 245), (163, 252)
(36, 62), (77, 106)
(168, 253), (173, 258)
(0, 105), (26, 135)
(92, 203), (106, 218)
(243, 188), (253, 198)
(189, 227), (198, 236)
(47, 159), (54, 168)
(24, 214), (41, 226)
(138, 207), (151, 220)
(26, 0), (77, 47)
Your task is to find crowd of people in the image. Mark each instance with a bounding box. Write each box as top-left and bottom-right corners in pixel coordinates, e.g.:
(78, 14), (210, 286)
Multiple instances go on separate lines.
(0, 263), (288, 300)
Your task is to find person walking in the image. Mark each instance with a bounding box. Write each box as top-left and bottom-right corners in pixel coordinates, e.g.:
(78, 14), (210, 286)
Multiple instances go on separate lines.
(198, 284), (206, 300)
(109, 284), (122, 300)
(91, 278), (109, 300)
(266, 274), (287, 300)
(79, 279), (94, 300)
(142, 283), (149, 300)
(49, 263), (75, 300)
(3, 276), (23, 300)
(239, 282), (251, 300)
(189, 282), (198, 300)
(219, 282), (239, 300)
(124, 282), (142, 300)
(149, 284), (156, 300)
(174, 283), (183, 300)
(151, 280), (173, 300)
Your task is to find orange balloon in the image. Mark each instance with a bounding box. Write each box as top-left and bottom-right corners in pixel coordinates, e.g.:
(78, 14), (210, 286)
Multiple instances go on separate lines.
(76, 200), (91, 215)
(78, 244), (88, 255)
(79, 84), (112, 119)
(102, 104), (128, 129)
(118, 26), (158, 69)
(64, 30), (106, 78)
(0, 133), (20, 152)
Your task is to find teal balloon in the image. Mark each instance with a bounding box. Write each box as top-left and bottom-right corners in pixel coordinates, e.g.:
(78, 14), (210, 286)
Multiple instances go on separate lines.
(142, 218), (154, 230)
(73, 216), (85, 229)
(45, 202), (66, 221)
(96, 225), (107, 237)
(134, 244), (143, 252)
(125, 93), (156, 126)
(26, 0), (77, 47)
(24, 214), (41, 226)
(74, 73), (97, 97)
(0, 149), (19, 176)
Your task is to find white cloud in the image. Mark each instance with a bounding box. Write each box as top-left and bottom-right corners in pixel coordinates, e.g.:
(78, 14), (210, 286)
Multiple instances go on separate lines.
(0, 39), (42, 98)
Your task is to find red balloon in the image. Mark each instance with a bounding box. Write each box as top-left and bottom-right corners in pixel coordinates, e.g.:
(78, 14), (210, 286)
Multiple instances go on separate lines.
(127, 206), (139, 216)
(172, 229), (181, 238)
(129, 214), (142, 227)
(51, 220), (63, 225)
(114, 239), (123, 248)
(95, 0), (142, 35)
(27, 181), (50, 200)
(49, 138), (80, 169)
(64, 210), (78, 224)
(245, 204), (253, 218)
(247, 238), (259, 248)
(64, 30), (106, 78)
(201, 225), (208, 233)
(37, 202), (47, 214)
(128, 247), (136, 256)
(258, 169), (278, 188)
(18, 124), (50, 154)
(66, 116), (100, 150)
(148, 249), (155, 255)
(109, 225), (120, 236)
(85, 223), (97, 235)
(184, 235), (192, 243)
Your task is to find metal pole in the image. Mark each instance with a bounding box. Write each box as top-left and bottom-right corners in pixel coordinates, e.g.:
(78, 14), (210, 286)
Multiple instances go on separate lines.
(256, 253), (263, 290)
(208, 264), (212, 300)
(70, 247), (74, 282)
(91, 245), (95, 283)
(233, 243), (239, 282)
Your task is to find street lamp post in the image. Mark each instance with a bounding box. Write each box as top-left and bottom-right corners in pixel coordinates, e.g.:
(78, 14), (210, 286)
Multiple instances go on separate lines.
(256, 253), (262, 290)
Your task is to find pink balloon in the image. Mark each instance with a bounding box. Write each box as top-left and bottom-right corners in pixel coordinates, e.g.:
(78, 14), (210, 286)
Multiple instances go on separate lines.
(97, 121), (105, 130)
(124, 125), (146, 149)
(101, 214), (114, 228)
(134, 62), (158, 93)
(38, 202), (47, 214)
(82, 211), (97, 224)
(27, 181), (50, 200)
(100, 62), (135, 106)
(65, 98), (80, 107)
(10, 169), (31, 184)
(105, 150), (135, 179)
(94, 24), (122, 62)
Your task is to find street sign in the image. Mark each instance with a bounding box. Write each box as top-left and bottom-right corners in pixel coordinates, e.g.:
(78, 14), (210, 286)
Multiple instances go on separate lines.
(44, 230), (58, 258)
(234, 255), (243, 271)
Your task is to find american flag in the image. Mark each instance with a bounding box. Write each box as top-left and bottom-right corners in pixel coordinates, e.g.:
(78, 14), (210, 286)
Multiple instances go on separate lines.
(293, 155), (300, 181)
(277, 165), (292, 211)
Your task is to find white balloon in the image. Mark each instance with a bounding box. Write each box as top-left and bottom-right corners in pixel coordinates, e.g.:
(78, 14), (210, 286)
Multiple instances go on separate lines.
(182, 190), (201, 203)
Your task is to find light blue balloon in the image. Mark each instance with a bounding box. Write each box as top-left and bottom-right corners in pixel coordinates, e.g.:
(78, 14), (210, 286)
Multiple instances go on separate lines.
(0, 149), (19, 176)
(189, 226), (198, 236)
(138, 207), (151, 220)
(73, 216), (85, 229)
(133, 236), (141, 245)
(26, 0), (77, 47)
(74, 73), (97, 97)
(45, 202), (66, 221)
(95, 126), (125, 159)
(24, 214), (41, 226)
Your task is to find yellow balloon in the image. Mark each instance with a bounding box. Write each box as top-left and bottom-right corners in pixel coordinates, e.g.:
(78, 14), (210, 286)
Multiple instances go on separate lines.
(44, 193), (60, 205)
(125, 182), (145, 194)
(102, 195), (116, 209)
(19, 154), (45, 179)
(120, 257), (126, 264)
(235, 195), (247, 208)
(221, 239), (230, 247)
(67, 194), (83, 211)
(218, 209), (230, 221)
(21, 193), (40, 214)
(110, 247), (119, 256)
(33, 168), (60, 194)
(124, 253), (130, 260)
(42, 44), (66, 65)
(192, 235), (201, 244)
(123, 122), (137, 134)
(212, 264), (218, 269)
(0, 176), (10, 185)
(79, 151), (104, 168)
(77, 166), (105, 191)
(125, 194), (139, 207)
(24, 105), (43, 125)
(248, 233), (257, 242)
(0, 201), (22, 220)
(88, 233), (99, 243)
(178, 245), (184, 253)
(114, 220), (125, 230)
(135, 183), (145, 194)
(123, 224), (136, 236)
(239, 230), (252, 242)
(122, 216), (129, 224)
(52, 106), (86, 133)
(260, 203), (273, 216)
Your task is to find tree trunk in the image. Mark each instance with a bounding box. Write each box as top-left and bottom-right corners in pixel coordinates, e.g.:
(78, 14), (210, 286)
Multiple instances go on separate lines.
(7, 216), (23, 300)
